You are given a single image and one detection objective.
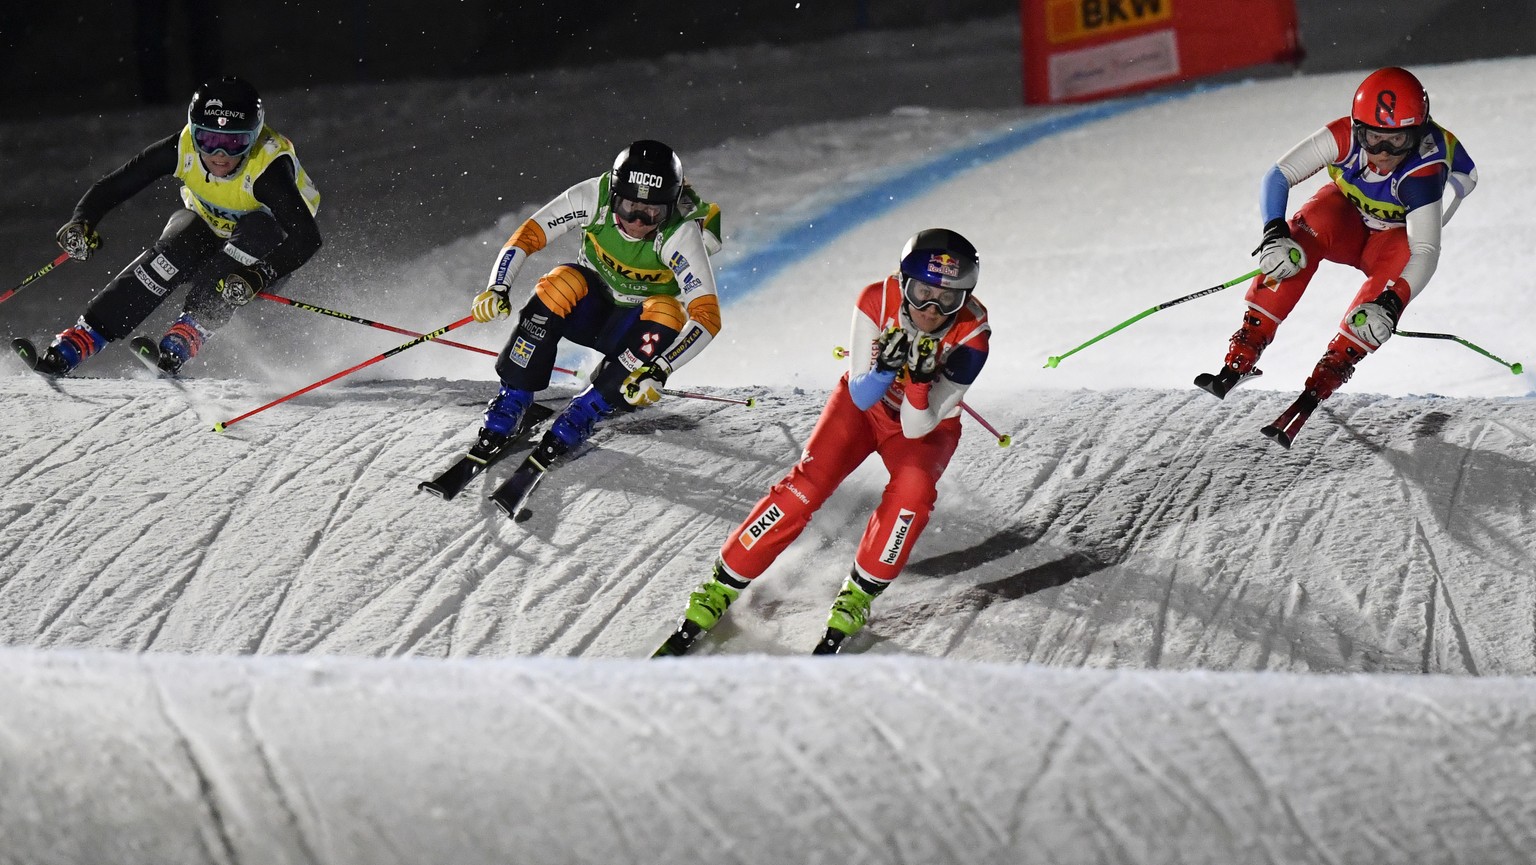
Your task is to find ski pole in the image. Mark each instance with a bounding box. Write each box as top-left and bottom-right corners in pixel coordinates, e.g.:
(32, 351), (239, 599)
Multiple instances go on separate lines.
(662, 388), (756, 407)
(960, 403), (1011, 447)
(256, 290), (579, 376)
(259, 291), (496, 357)
(833, 345), (1010, 446)
(1043, 267), (1264, 368)
(213, 315), (476, 432)
(1394, 329), (1525, 375)
(0, 251), (71, 307)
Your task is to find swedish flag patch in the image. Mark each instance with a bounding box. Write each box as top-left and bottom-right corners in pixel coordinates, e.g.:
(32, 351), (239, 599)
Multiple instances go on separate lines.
(509, 336), (536, 368)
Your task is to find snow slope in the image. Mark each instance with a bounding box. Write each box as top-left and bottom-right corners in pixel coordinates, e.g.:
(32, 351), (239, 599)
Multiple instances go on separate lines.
(4, 379), (1534, 673)
(3, 23), (1536, 865)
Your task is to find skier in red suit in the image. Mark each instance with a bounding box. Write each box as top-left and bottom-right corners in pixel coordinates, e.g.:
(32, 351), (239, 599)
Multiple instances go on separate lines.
(656, 228), (991, 656)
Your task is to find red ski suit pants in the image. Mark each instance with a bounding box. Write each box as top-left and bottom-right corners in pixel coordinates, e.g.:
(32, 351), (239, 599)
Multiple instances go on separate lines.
(1245, 183), (1413, 351)
(718, 375), (962, 586)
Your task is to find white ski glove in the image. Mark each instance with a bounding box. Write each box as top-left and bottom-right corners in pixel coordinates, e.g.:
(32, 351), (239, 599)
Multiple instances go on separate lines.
(1346, 285), (1405, 349)
(622, 361), (670, 407)
(1254, 218), (1305, 284)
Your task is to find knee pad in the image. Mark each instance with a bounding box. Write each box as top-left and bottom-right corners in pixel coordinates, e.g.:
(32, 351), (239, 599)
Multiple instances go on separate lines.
(534, 266), (589, 317)
(686, 294), (722, 336)
(639, 294), (686, 331)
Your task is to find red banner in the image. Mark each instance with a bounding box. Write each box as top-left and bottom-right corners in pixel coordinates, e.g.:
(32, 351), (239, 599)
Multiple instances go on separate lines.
(1021, 0), (1301, 104)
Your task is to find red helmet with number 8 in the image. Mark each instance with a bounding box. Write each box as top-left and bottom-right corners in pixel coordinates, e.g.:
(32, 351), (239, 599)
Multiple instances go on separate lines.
(1350, 67), (1430, 156)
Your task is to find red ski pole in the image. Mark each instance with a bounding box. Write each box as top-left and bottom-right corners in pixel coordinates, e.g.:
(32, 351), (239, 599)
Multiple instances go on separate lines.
(0, 252), (70, 307)
(959, 403), (1011, 447)
(213, 315), (476, 432)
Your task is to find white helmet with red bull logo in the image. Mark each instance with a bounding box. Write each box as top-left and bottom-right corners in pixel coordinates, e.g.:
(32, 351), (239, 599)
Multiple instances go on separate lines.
(898, 228), (979, 316)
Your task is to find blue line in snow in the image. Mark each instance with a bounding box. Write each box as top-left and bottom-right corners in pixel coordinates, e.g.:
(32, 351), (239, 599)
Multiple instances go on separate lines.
(717, 89), (1201, 300)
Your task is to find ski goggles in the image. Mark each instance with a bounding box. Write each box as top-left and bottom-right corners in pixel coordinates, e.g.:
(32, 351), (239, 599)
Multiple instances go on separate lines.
(192, 125), (257, 157)
(614, 197), (668, 227)
(1353, 122), (1421, 157)
(902, 276), (968, 315)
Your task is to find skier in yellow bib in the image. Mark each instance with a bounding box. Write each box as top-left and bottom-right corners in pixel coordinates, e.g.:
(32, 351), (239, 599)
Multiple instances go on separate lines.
(13, 76), (322, 377)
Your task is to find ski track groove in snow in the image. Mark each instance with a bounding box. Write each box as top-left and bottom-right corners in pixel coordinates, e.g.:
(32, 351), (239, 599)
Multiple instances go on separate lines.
(240, 686), (324, 865)
(1179, 680), (1342, 865)
(1003, 675), (1116, 845)
(406, 516), (522, 656)
(256, 403), (445, 655)
(527, 692), (647, 864)
(391, 561), (489, 657)
(1079, 798), (1141, 865)
(564, 504), (716, 658)
(1416, 519), (1478, 676)
(150, 677), (240, 865)
(899, 673), (1015, 849)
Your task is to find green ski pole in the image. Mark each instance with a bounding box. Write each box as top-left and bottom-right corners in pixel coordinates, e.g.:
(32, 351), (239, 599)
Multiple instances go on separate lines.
(1393, 329), (1524, 375)
(1045, 267), (1264, 368)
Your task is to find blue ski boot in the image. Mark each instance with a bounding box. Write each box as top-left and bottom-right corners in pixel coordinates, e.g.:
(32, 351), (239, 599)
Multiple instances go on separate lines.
(133, 313), (209, 376)
(531, 386), (613, 466)
(475, 386), (534, 459)
(20, 319), (107, 376)
(157, 314), (209, 375)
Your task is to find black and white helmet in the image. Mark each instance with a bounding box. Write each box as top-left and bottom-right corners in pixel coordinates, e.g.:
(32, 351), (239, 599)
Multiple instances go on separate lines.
(897, 228), (979, 316)
(187, 76), (264, 158)
(610, 140), (683, 212)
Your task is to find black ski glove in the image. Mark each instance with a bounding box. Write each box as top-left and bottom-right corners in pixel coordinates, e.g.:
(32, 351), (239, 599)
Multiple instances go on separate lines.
(218, 261), (277, 307)
(874, 326), (909, 373)
(56, 220), (101, 261)
(907, 336), (941, 384)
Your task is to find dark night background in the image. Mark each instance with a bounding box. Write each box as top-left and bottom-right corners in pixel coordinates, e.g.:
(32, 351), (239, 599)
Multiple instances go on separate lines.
(1, 1), (1532, 376)
(5, 1), (1535, 119)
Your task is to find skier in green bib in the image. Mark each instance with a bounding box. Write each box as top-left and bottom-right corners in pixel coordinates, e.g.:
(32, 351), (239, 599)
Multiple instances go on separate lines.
(466, 140), (723, 467)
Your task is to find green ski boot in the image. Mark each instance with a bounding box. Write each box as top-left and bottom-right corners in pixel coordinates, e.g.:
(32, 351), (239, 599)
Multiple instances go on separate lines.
(814, 572), (884, 655)
(654, 563), (746, 657)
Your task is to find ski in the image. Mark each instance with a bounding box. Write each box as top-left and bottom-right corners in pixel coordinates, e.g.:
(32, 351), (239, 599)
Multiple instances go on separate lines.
(811, 628), (849, 655)
(1260, 392), (1319, 449)
(418, 403), (555, 501)
(487, 449), (560, 522)
(129, 336), (181, 378)
(12, 338), (59, 375)
(12, 338), (40, 371)
(1193, 367), (1262, 399)
(652, 620), (706, 657)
